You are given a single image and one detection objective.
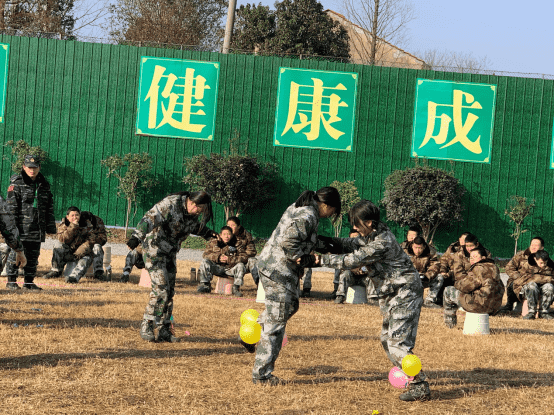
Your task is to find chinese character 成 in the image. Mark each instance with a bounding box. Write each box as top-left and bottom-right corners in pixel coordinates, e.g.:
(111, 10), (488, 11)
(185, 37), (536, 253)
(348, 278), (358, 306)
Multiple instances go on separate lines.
(145, 65), (210, 133)
(419, 89), (483, 154)
(282, 78), (348, 141)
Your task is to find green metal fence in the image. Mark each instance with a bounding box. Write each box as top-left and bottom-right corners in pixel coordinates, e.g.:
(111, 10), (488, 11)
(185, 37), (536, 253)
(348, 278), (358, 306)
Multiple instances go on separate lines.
(1, 35), (552, 257)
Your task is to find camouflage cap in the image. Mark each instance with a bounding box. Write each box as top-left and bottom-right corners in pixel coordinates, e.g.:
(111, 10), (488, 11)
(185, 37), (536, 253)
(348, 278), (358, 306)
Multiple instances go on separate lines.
(24, 155), (41, 168)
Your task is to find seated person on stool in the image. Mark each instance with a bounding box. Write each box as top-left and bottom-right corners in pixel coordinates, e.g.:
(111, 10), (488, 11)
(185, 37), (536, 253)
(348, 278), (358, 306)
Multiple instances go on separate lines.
(120, 245), (145, 283)
(79, 211), (108, 280)
(335, 230), (377, 304)
(500, 236), (545, 314)
(43, 206), (95, 283)
(406, 236), (441, 308)
(443, 246), (504, 328)
(513, 249), (554, 320)
(197, 226), (247, 297)
(226, 216), (258, 286)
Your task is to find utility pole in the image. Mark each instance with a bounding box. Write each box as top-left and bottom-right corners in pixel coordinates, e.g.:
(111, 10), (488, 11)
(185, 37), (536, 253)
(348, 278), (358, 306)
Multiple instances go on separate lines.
(222, 0), (237, 54)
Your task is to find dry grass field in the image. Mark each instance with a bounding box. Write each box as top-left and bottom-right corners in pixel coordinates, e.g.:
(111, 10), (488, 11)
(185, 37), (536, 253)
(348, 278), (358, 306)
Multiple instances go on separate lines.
(0, 251), (552, 414)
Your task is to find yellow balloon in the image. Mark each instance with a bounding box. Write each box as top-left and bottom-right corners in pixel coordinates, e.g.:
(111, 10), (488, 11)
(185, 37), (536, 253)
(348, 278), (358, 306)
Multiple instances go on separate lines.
(240, 309), (260, 326)
(240, 322), (262, 344)
(402, 354), (422, 377)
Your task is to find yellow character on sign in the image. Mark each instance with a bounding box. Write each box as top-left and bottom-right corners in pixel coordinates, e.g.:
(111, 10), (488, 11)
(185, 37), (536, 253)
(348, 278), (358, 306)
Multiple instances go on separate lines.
(419, 89), (483, 154)
(282, 78), (348, 141)
(145, 65), (210, 133)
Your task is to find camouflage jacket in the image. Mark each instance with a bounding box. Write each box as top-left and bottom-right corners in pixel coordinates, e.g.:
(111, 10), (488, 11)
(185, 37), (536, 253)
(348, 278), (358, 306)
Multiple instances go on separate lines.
(406, 244), (440, 280)
(439, 241), (463, 276)
(0, 195), (23, 251)
(234, 225), (257, 258)
(6, 170), (56, 242)
(57, 218), (94, 254)
(513, 255), (554, 299)
(256, 201), (321, 291)
(320, 222), (422, 298)
(203, 236), (248, 268)
(505, 249), (533, 286)
(451, 245), (492, 277)
(400, 240), (410, 254)
(132, 194), (215, 257)
(81, 212), (107, 246)
(452, 258), (504, 314)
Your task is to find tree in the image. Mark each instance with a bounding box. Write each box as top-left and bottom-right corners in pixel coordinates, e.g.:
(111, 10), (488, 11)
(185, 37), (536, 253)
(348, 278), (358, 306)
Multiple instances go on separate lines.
(232, 0), (350, 60)
(381, 165), (465, 245)
(340, 0), (415, 65)
(0, 0), (75, 37)
(418, 49), (492, 74)
(329, 180), (360, 237)
(184, 135), (278, 220)
(101, 153), (157, 234)
(4, 139), (49, 172)
(505, 195), (535, 256)
(108, 0), (226, 50)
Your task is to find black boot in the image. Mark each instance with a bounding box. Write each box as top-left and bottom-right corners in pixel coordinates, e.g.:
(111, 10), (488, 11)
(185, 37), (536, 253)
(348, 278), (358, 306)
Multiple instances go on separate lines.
(300, 288), (311, 298)
(23, 278), (42, 291)
(498, 283), (519, 314)
(119, 273), (129, 283)
(140, 320), (155, 342)
(197, 282), (211, 293)
(399, 381), (431, 401)
(232, 284), (243, 297)
(157, 324), (180, 342)
(329, 283), (338, 299)
(335, 295), (345, 304)
(43, 270), (61, 279)
(6, 276), (20, 290)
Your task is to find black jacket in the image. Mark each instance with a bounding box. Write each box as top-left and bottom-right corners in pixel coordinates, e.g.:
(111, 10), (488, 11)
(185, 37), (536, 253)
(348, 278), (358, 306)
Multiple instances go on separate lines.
(6, 169), (56, 242)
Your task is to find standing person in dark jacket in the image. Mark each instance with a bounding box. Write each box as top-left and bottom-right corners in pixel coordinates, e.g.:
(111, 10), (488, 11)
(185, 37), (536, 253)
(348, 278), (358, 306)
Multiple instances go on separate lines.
(129, 191), (217, 343)
(5, 155), (56, 290)
(0, 196), (26, 274)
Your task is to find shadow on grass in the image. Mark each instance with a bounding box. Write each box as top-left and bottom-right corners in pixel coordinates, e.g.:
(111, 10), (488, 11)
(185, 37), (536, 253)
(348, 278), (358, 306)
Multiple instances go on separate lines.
(0, 346), (249, 370)
(490, 327), (554, 336)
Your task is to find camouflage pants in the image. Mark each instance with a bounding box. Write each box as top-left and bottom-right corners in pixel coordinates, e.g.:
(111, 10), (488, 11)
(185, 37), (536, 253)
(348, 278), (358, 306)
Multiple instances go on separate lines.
(302, 268), (312, 291)
(0, 242), (10, 276)
(336, 270), (367, 297)
(122, 248), (145, 276)
(91, 244), (104, 274)
(520, 282), (554, 313)
(379, 283), (427, 386)
(252, 272), (300, 380)
(333, 269), (340, 285)
(50, 240), (93, 282)
(246, 257), (259, 285)
(443, 286), (462, 316)
(143, 249), (177, 326)
(6, 241), (42, 283)
(198, 259), (246, 286)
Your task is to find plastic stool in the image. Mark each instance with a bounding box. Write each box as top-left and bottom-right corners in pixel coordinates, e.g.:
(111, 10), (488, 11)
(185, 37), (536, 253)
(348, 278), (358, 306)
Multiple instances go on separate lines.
(463, 312), (490, 335)
(346, 285), (368, 304)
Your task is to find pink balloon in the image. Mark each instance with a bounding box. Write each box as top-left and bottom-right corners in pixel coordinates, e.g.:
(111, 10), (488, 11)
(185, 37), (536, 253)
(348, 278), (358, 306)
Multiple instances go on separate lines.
(388, 366), (414, 389)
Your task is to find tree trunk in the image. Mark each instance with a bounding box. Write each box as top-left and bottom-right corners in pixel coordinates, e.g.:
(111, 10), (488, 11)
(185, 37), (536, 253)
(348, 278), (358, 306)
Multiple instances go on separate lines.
(125, 198), (132, 237)
(370, 0), (379, 65)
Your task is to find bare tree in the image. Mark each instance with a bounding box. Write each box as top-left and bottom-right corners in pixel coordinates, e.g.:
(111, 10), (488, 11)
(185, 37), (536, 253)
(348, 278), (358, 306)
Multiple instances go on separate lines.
(72, 0), (110, 37)
(108, 0), (226, 50)
(339, 0), (416, 66)
(419, 49), (492, 74)
(0, 0), (75, 37)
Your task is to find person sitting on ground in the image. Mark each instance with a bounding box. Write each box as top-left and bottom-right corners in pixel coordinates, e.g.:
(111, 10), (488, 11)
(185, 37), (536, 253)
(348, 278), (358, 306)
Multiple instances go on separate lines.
(197, 225), (248, 297)
(400, 226), (419, 253)
(226, 216), (258, 286)
(79, 211), (108, 280)
(500, 237), (545, 314)
(334, 229), (378, 305)
(443, 246), (504, 328)
(43, 206), (95, 283)
(406, 236), (441, 307)
(120, 245), (145, 283)
(513, 249), (554, 320)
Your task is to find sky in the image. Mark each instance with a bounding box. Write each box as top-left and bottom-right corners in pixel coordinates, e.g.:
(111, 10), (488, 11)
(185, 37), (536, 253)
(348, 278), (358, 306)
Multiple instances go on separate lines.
(82, 0), (554, 77)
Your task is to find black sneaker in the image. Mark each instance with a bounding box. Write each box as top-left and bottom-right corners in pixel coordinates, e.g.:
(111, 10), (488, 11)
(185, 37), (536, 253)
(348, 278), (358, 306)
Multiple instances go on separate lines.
(157, 325), (180, 343)
(94, 270), (106, 281)
(65, 276), (78, 284)
(23, 283), (42, 291)
(6, 282), (20, 290)
(496, 303), (514, 315)
(140, 320), (155, 342)
(300, 288), (311, 298)
(240, 338), (256, 353)
(43, 271), (60, 279)
(119, 274), (129, 283)
(197, 283), (211, 293)
(539, 312), (554, 320)
(252, 375), (286, 386)
(399, 381), (431, 401)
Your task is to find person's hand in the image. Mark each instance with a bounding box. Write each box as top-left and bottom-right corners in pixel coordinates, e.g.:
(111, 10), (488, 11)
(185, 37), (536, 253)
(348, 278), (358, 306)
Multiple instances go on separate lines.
(69, 216), (80, 225)
(220, 255), (228, 263)
(127, 236), (140, 250)
(15, 250), (27, 268)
